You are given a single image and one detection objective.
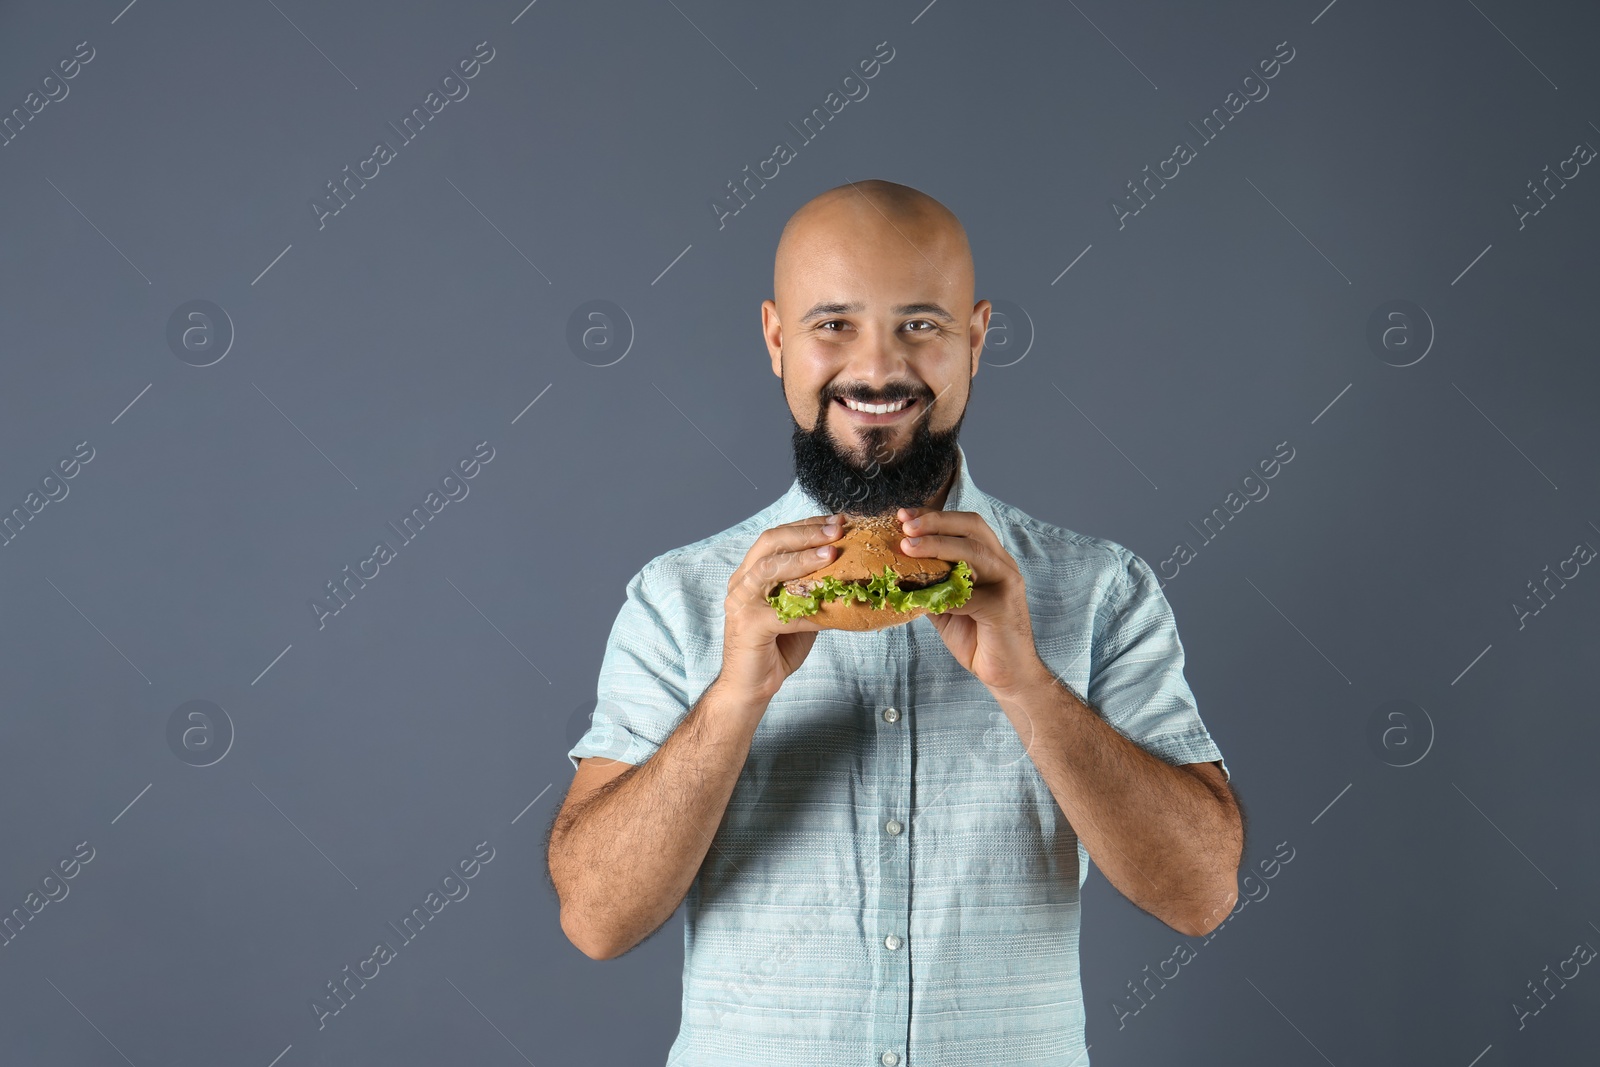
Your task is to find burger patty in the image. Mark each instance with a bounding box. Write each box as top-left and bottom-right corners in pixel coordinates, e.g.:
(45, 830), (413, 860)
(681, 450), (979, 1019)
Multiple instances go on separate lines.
(783, 573), (944, 597)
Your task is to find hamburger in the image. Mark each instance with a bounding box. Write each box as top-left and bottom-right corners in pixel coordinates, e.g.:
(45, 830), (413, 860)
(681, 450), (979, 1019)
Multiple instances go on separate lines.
(767, 513), (975, 631)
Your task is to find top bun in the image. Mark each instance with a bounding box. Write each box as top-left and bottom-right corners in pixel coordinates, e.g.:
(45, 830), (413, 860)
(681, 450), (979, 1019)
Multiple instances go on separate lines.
(780, 513), (953, 632)
(807, 513), (951, 585)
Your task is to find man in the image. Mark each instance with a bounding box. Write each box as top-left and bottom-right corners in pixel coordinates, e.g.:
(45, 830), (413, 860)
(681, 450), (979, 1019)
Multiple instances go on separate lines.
(547, 179), (1243, 1066)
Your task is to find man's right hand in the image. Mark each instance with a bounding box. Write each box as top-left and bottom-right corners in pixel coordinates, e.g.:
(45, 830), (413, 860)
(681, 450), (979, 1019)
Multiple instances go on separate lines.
(719, 512), (846, 702)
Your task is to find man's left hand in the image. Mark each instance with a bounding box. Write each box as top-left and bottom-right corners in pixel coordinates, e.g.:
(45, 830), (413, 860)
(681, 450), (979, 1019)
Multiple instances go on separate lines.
(896, 507), (1049, 698)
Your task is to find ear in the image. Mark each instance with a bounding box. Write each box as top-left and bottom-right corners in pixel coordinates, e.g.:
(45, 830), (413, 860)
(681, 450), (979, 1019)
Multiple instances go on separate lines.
(762, 299), (783, 378)
(970, 299), (992, 378)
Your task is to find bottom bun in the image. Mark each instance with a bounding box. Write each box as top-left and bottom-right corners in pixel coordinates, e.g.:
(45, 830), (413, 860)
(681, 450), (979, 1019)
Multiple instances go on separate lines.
(810, 596), (931, 632)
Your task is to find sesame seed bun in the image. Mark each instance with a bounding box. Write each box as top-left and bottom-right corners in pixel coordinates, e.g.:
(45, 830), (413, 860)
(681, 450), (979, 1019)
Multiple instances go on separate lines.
(781, 513), (953, 632)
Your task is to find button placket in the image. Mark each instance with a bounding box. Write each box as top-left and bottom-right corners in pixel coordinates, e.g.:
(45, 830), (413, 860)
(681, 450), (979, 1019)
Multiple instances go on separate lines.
(871, 698), (910, 1067)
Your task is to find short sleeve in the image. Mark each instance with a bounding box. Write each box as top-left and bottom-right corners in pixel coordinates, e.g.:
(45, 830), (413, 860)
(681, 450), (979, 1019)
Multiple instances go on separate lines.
(566, 565), (694, 771)
(1087, 550), (1229, 782)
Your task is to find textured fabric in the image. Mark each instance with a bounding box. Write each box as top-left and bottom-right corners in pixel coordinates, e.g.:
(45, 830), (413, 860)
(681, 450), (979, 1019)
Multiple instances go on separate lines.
(568, 445), (1228, 1067)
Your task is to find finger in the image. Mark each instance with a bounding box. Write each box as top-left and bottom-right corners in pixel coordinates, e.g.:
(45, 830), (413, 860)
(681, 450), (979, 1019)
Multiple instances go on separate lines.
(893, 506), (947, 534)
(757, 514), (845, 552)
(736, 520), (844, 589)
(897, 533), (999, 581)
(902, 511), (1006, 556)
(776, 512), (844, 530)
(898, 509), (982, 537)
(740, 542), (845, 596)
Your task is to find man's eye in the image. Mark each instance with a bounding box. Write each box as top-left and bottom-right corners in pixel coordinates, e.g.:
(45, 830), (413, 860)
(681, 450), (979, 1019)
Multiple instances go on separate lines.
(817, 319), (937, 332)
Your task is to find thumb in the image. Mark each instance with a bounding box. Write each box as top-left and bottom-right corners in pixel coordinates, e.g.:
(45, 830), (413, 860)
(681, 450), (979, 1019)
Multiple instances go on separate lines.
(779, 630), (820, 674)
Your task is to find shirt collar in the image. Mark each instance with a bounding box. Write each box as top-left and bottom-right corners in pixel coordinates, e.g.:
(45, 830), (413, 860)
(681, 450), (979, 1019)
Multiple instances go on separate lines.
(768, 443), (994, 526)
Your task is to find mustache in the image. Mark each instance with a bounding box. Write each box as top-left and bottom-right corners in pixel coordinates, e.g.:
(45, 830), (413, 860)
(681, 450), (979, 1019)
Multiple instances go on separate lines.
(824, 384), (935, 405)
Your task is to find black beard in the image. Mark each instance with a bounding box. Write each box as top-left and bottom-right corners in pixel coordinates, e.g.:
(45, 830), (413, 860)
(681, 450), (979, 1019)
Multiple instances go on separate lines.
(790, 386), (965, 517)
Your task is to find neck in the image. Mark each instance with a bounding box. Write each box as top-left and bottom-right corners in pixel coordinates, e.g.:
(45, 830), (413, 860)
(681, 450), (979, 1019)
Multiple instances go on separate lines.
(922, 465), (957, 512)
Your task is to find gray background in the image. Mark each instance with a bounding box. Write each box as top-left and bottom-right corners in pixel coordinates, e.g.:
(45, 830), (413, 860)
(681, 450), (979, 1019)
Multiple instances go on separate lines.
(1, 0), (1596, 1064)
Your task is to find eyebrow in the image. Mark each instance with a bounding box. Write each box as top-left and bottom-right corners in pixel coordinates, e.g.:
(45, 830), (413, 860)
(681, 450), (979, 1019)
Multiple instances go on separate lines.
(799, 300), (957, 324)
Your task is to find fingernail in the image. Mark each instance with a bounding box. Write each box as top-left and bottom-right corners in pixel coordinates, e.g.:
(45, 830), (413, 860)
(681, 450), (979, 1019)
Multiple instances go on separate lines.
(823, 522), (839, 534)
(904, 536), (921, 546)
(816, 546), (833, 557)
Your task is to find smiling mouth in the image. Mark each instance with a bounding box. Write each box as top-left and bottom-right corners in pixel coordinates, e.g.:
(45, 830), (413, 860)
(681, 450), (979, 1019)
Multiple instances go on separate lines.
(834, 395), (921, 420)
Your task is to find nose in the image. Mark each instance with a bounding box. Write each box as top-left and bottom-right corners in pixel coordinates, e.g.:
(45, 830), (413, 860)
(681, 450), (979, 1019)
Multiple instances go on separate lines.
(839, 327), (913, 396)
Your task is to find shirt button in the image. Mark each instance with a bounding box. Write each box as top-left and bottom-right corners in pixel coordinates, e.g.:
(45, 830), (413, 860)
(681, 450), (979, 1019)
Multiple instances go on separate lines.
(884, 934), (902, 950)
(884, 819), (903, 835)
(883, 707), (900, 723)
(881, 1052), (900, 1066)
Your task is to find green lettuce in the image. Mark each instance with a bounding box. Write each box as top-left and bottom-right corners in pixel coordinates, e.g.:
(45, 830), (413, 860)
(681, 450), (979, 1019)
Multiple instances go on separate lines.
(768, 560), (975, 624)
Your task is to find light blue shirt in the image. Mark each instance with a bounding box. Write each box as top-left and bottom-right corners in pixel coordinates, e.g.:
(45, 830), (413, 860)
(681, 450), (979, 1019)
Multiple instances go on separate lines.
(568, 444), (1228, 1066)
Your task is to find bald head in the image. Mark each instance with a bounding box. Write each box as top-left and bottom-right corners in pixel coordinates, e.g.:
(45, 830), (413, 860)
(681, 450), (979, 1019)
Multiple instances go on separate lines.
(774, 179), (973, 300)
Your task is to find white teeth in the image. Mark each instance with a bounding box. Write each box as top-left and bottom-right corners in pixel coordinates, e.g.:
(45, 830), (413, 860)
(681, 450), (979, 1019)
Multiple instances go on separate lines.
(843, 397), (910, 414)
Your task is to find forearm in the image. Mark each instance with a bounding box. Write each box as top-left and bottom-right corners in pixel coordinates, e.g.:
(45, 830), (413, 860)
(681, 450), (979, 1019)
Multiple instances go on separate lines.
(550, 674), (766, 959)
(992, 672), (1241, 936)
